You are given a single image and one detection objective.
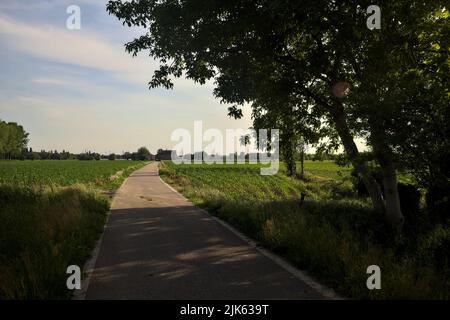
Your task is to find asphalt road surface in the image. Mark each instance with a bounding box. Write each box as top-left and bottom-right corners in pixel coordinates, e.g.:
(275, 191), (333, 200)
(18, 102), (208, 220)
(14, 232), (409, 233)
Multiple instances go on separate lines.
(85, 162), (325, 299)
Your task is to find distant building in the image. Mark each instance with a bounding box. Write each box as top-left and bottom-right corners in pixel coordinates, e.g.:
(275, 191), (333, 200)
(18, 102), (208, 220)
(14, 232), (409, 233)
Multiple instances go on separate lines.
(148, 153), (156, 161)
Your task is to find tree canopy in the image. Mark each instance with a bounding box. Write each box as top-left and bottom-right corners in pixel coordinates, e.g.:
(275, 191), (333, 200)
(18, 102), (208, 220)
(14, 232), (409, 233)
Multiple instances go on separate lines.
(137, 146), (151, 160)
(0, 120), (29, 160)
(107, 0), (450, 230)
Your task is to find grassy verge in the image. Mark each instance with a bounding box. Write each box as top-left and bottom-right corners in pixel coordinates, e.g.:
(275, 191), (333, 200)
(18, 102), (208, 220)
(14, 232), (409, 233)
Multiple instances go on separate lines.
(160, 161), (450, 299)
(0, 161), (149, 299)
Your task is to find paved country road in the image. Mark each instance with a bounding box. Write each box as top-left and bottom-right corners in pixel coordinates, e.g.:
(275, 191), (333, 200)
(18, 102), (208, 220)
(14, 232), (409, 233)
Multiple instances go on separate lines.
(84, 162), (330, 299)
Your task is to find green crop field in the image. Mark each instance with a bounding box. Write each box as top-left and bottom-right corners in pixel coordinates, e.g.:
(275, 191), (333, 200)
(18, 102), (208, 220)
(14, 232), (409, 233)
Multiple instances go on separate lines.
(161, 160), (356, 204)
(163, 163), (302, 203)
(0, 160), (147, 187)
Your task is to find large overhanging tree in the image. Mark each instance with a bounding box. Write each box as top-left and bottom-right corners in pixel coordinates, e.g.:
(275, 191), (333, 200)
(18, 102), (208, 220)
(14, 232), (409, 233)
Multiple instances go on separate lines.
(107, 0), (449, 230)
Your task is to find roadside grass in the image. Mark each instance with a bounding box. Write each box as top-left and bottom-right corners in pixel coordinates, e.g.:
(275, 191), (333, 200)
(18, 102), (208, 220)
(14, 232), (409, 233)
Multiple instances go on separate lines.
(0, 160), (148, 299)
(160, 160), (450, 299)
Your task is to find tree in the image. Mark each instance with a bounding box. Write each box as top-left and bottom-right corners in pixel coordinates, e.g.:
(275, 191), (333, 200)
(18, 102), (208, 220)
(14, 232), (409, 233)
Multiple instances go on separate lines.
(137, 147), (151, 160)
(251, 96), (326, 176)
(107, 1), (448, 230)
(122, 151), (132, 160)
(341, 3), (449, 227)
(0, 120), (29, 159)
(77, 151), (101, 161)
(381, 8), (450, 222)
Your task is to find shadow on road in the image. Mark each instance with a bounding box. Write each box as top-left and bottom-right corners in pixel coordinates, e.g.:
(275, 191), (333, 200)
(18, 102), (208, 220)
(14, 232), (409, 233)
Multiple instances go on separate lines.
(86, 205), (322, 300)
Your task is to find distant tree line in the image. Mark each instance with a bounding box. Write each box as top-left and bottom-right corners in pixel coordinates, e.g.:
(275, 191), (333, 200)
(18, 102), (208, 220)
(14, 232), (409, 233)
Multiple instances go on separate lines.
(16, 148), (152, 161)
(1, 118), (153, 161)
(118, 147), (152, 161)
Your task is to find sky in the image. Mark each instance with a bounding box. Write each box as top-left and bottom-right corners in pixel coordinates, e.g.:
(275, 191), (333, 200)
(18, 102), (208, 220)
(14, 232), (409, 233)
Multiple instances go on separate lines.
(0, 0), (253, 154)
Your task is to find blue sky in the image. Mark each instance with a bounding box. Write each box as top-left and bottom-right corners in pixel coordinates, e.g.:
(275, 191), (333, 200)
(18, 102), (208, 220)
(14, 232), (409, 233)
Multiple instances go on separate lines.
(0, 0), (252, 154)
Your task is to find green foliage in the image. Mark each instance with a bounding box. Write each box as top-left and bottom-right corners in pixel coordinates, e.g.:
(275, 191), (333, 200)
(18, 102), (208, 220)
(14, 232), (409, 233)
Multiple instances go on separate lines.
(136, 147), (151, 160)
(77, 152), (101, 161)
(418, 226), (450, 270)
(329, 178), (356, 199)
(0, 120), (29, 159)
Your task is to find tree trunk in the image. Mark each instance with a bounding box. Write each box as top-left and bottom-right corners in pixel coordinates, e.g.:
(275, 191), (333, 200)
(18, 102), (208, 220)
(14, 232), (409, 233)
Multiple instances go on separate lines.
(300, 146), (304, 176)
(330, 100), (386, 214)
(382, 163), (404, 229)
(282, 124), (297, 176)
(370, 128), (404, 230)
(283, 136), (296, 176)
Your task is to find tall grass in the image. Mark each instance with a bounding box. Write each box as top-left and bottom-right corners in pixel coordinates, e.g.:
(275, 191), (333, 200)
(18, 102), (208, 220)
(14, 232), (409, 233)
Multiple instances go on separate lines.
(160, 161), (450, 299)
(0, 184), (108, 299)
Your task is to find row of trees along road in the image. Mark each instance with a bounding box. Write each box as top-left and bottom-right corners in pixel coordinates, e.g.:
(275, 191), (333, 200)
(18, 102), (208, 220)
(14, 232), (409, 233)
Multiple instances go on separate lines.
(108, 0), (449, 232)
(0, 120), (29, 160)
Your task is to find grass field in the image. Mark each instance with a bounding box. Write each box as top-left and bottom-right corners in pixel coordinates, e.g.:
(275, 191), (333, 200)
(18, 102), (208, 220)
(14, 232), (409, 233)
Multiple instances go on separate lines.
(0, 160), (148, 299)
(160, 160), (450, 299)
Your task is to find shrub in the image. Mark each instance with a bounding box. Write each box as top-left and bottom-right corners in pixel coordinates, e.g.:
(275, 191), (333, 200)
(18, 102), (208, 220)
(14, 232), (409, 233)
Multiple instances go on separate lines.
(329, 179), (356, 199)
(418, 225), (450, 270)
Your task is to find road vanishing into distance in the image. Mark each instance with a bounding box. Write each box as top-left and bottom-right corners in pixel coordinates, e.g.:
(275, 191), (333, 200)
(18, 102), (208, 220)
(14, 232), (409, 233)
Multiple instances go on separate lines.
(85, 162), (327, 299)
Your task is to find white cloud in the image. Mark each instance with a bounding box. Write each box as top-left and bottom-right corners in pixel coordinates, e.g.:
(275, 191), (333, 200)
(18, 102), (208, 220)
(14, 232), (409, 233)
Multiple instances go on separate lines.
(0, 12), (212, 91)
(0, 13), (157, 85)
